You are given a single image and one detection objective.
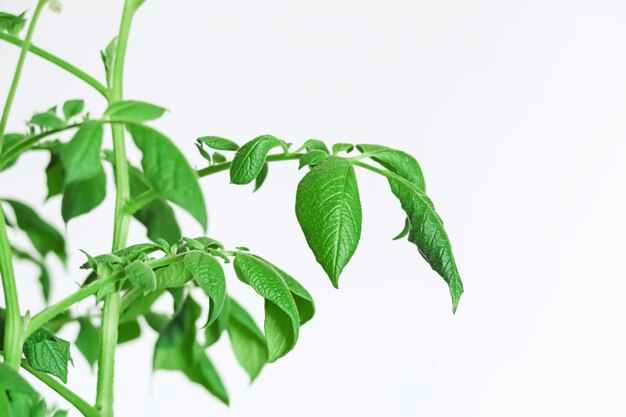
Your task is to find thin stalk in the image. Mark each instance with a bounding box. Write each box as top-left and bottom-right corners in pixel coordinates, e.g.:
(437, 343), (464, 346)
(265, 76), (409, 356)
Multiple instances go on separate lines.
(96, 1), (138, 415)
(0, 33), (108, 97)
(0, 0), (48, 370)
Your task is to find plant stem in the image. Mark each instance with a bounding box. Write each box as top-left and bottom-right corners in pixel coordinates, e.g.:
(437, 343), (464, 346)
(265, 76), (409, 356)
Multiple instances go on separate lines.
(96, 1), (138, 416)
(0, 0), (48, 370)
(0, 33), (108, 98)
(22, 361), (100, 417)
(197, 153), (301, 178)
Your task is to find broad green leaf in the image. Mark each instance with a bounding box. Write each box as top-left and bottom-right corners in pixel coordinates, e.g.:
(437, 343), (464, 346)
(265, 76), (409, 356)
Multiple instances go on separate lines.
(227, 297), (268, 381)
(154, 261), (192, 290)
(230, 135), (285, 185)
(298, 149), (328, 169)
(392, 217), (411, 241)
(233, 253), (299, 361)
(61, 168), (106, 222)
(0, 363), (36, 394)
(29, 113), (65, 130)
(253, 163), (268, 192)
(0, 133), (26, 171)
(184, 251), (226, 326)
(128, 165), (182, 244)
(23, 329), (72, 383)
(356, 144), (425, 191)
(0, 11), (27, 35)
(127, 124), (207, 229)
(118, 320), (141, 344)
(295, 157), (362, 287)
(153, 296), (200, 371)
(11, 246), (51, 303)
(75, 317), (99, 368)
(62, 99), (84, 120)
(44, 152), (64, 199)
(125, 260), (156, 294)
(332, 143), (354, 154)
(197, 136), (239, 151)
(4, 199), (66, 262)
(105, 100), (166, 123)
(61, 122), (103, 185)
(387, 177), (464, 311)
(299, 139), (329, 153)
(204, 298), (230, 347)
(184, 344), (229, 405)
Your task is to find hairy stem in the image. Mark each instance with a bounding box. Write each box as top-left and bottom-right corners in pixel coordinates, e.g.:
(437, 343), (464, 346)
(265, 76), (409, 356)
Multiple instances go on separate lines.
(0, 0), (48, 370)
(22, 361), (100, 417)
(0, 33), (108, 98)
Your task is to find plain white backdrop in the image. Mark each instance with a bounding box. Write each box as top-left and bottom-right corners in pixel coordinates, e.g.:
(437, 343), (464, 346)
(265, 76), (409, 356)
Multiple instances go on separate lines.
(1, 0), (626, 416)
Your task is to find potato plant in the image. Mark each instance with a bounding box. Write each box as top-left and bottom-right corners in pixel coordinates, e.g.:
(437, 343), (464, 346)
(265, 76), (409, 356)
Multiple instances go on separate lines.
(0, 1), (464, 416)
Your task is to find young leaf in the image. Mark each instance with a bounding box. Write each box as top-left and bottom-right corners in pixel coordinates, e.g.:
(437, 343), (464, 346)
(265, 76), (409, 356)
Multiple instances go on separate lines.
(30, 112), (65, 130)
(233, 253), (300, 362)
(332, 143), (354, 155)
(387, 177), (464, 312)
(227, 297), (268, 381)
(197, 136), (239, 151)
(298, 149), (328, 169)
(126, 124), (207, 229)
(356, 144), (425, 191)
(4, 199), (66, 262)
(105, 100), (167, 124)
(62, 99), (84, 120)
(295, 157), (362, 287)
(125, 260), (157, 294)
(61, 168), (106, 222)
(230, 135), (285, 185)
(75, 317), (99, 368)
(212, 152), (227, 164)
(153, 296), (200, 371)
(154, 261), (192, 290)
(184, 344), (229, 405)
(184, 251), (226, 326)
(392, 217), (411, 241)
(253, 163), (268, 192)
(23, 329), (72, 383)
(0, 11), (27, 36)
(61, 121), (103, 185)
(299, 139), (329, 154)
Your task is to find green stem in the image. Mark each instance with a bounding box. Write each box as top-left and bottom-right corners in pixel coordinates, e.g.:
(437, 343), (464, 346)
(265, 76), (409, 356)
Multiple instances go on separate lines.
(0, 33), (108, 98)
(96, 1), (138, 416)
(22, 361), (100, 417)
(0, 0), (48, 370)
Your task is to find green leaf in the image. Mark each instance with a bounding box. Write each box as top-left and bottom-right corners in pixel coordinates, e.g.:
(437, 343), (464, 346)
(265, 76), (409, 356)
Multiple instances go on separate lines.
(44, 152), (64, 200)
(105, 100), (167, 123)
(75, 317), (99, 368)
(61, 167), (106, 222)
(61, 121), (103, 185)
(118, 320), (141, 344)
(233, 253), (300, 362)
(204, 298), (230, 348)
(356, 144), (425, 191)
(29, 113), (65, 130)
(62, 99), (84, 121)
(230, 135), (285, 185)
(392, 217), (411, 240)
(145, 312), (170, 333)
(197, 136), (239, 151)
(0, 363), (36, 394)
(281, 272), (315, 325)
(0, 11), (27, 36)
(127, 124), (207, 229)
(253, 163), (268, 192)
(128, 165), (182, 244)
(299, 139), (329, 153)
(332, 143), (354, 154)
(0, 133), (26, 171)
(125, 260), (156, 294)
(295, 157), (362, 287)
(387, 177), (464, 312)
(23, 329), (72, 383)
(154, 261), (192, 290)
(153, 296), (200, 371)
(212, 152), (227, 164)
(4, 199), (66, 262)
(298, 149), (328, 169)
(184, 344), (229, 405)
(227, 297), (268, 381)
(184, 251), (226, 326)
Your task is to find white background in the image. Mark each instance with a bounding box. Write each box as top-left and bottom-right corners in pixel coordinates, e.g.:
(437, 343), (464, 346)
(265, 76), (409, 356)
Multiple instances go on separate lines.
(1, 0), (626, 416)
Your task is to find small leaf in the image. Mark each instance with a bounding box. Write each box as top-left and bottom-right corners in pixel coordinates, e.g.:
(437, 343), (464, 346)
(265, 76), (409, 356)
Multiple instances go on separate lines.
(4, 199), (66, 262)
(125, 260), (157, 294)
(184, 251), (226, 326)
(23, 329), (72, 383)
(227, 297), (268, 381)
(295, 157), (362, 287)
(61, 121), (103, 185)
(154, 261), (192, 290)
(100, 37), (117, 86)
(212, 152), (227, 164)
(75, 317), (99, 368)
(195, 142), (212, 162)
(230, 135), (285, 185)
(30, 112), (65, 130)
(61, 167), (106, 222)
(356, 144), (425, 191)
(62, 99), (84, 120)
(332, 143), (354, 154)
(0, 11), (27, 36)
(197, 136), (239, 151)
(253, 163), (268, 192)
(299, 139), (329, 153)
(127, 124), (207, 229)
(105, 100), (166, 123)
(392, 217), (411, 240)
(298, 149), (328, 169)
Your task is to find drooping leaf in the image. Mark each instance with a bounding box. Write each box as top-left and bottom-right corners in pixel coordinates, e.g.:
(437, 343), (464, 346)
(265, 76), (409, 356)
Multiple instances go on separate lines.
(184, 344), (229, 405)
(4, 199), (66, 262)
(125, 260), (156, 294)
(227, 297), (268, 381)
(332, 143), (354, 154)
(197, 136), (239, 151)
(184, 251), (226, 326)
(299, 139), (329, 154)
(233, 253), (300, 362)
(29, 113), (65, 130)
(0, 11), (27, 36)
(105, 100), (167, 124)
(356, 144), (425, 191)
(61, 168), (106, 222)
(295, 157), (362, 287)
(230, 135), (285, 185)
(298, 149), (328, 169)
(119, 289), (165, 324)
(145, 312), (170, 333)
(387, 177), (464, 312)
(126, 124), (207, 229)
(153, 296), (200, 371)
(75, 317), (99, 368)
(253, 163), (268, 192)
(23, 329), (72, 383)
(154, 261), (192, 290)
(62, 99), (84, 121)
(204, 298), (230, 348)
(61, 121), (103, 185)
